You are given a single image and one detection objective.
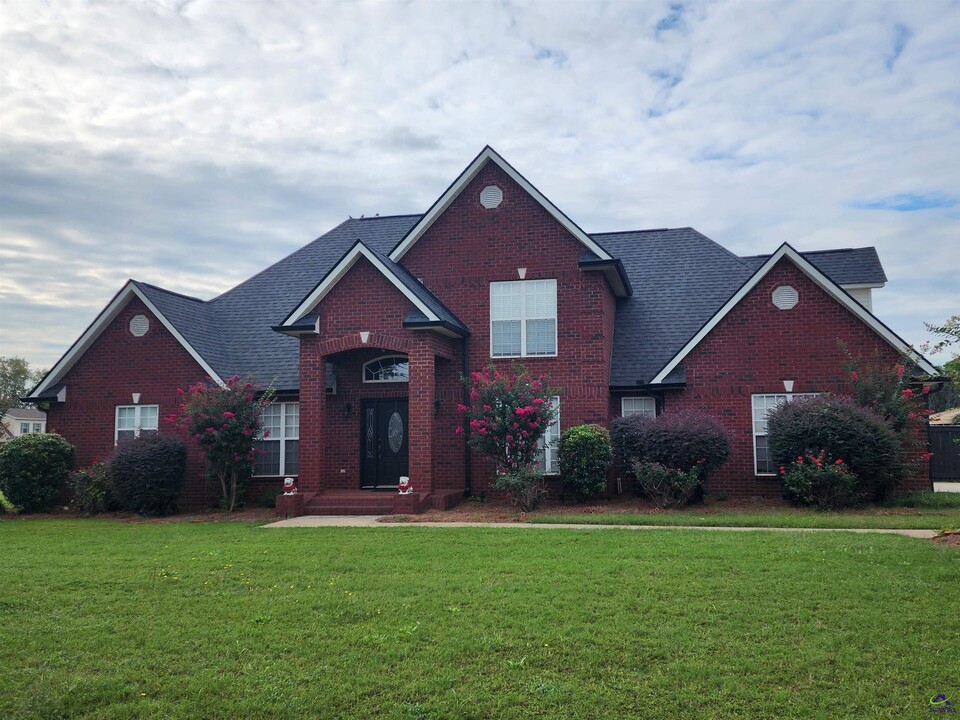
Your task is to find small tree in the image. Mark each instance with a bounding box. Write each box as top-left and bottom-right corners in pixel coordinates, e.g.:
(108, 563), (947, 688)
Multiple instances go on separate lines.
(170, 375), (274, 511)
(457, 365), (558, 510)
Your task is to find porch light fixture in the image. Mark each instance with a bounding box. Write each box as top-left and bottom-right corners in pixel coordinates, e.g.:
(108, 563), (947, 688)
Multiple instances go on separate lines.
(782, 380), (794, 393)
(343, 402), (353, 418)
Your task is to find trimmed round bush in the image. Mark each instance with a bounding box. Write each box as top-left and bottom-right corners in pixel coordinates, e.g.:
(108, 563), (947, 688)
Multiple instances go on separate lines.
(109, 434), (186, 516)
(558, 424), (613, 501)
(0, 432), (75, 513)
(767, 395), (903, 502)
(611, 410), (731, 476)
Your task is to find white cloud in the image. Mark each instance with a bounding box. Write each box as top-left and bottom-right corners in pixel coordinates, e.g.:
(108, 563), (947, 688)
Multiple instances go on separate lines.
(0, 0), (957, 369)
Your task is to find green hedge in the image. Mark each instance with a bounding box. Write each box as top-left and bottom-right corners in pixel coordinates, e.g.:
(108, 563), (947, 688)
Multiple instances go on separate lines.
(0, 433), (75, 513)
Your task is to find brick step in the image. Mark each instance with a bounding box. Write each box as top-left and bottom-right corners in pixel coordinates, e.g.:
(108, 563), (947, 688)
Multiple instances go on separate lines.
(303, 491), (432, 515)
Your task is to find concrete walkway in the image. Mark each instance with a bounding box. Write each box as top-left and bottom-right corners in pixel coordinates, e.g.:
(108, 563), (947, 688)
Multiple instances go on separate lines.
(262, 515), (938, 538)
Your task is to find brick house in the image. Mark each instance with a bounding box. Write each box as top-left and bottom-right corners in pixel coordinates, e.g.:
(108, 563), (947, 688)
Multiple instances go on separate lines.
(26, 147), (937, 512)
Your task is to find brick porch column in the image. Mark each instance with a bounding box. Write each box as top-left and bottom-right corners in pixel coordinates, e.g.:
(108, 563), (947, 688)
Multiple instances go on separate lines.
(298, 339), (326, 495)
(408, 347), (435, 493)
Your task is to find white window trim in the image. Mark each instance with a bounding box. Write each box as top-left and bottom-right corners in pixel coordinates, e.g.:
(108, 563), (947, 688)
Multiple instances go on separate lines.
(489, 279), (558, 358)
(254, 402), (300, 477)
(621, 397), (656, 418)
(362, 355), (410, 384)
(537, 396), (561, 475)
(751, 393), (819, 476)
(114, 404), (159, 444)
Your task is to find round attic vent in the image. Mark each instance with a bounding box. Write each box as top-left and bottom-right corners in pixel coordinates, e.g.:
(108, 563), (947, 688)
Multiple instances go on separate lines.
(480, 185), (503, 209)
(129, 314), (150, 337)
(772, 285), (799, 310)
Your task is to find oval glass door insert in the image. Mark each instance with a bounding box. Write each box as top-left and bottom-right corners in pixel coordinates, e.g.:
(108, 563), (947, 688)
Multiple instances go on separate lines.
(388, 411), (404, 453)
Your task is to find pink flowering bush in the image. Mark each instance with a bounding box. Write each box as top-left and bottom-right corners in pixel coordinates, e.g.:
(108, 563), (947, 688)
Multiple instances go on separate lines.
(168, 375), (274, 511)
(844, 349), (931, 433)
(457, 364), (558, 509)
(780, 451), (859, 510)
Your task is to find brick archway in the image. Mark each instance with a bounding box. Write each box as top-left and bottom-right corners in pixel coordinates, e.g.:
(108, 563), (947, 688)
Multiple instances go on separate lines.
(316, 332), (414, 357)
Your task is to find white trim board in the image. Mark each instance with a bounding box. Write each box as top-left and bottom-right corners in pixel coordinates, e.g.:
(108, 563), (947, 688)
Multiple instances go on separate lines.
(649, 243), (938, 384)
(282, 242), (441, 327)
(30, 281), (224, 399)
(389, 146), (613, 263)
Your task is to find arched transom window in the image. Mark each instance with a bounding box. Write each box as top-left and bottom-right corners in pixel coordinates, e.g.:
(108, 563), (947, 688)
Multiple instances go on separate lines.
(362, 355), (409, 383)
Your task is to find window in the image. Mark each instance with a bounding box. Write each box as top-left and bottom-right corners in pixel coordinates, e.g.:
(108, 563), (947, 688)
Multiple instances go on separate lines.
(752, 394), (818, 475)
(363, 355), (409, 383)
(32, 423), (43, 433)
(490, 279), (557, 357)
(535, 396), (561, 474)
(254, 402), (299, 476)
(19, 423), (29, 435)
(622, 397), (656, 418)
(115, 405), (158, 443)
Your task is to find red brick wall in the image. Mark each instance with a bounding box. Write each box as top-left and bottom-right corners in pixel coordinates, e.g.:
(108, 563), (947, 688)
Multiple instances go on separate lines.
(45, 296), (215, 508)
(400, 160), (618, 492)
(667, 257), (930, 497)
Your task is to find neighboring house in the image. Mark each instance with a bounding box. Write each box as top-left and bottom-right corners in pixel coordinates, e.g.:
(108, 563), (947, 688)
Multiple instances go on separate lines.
(0, 407), (47, 443)
(25, 147), (938, 512)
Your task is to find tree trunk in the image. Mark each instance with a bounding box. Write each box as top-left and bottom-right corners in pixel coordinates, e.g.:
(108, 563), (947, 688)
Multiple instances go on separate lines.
(228, 468), (238, 512)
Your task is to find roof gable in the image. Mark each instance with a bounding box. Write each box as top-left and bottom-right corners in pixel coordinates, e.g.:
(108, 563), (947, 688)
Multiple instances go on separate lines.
(27, 281), (224, 401)
(279, 241), (467, 336)
(649, 243), (937, 384)
(388, 146), (613, 263)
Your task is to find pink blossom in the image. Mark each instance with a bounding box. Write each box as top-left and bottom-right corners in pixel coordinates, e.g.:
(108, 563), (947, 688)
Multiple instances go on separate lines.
(505, 435), (513, 443)
(457, 404), (467, 413)
(176, 388), (184, 395)
(483, 404), (492, 412)
(921, 452), (934, 461)
(922, 386), (930, 395)
(245, 394), (254, 401)
(901, 388), (913, 398)
(895, 364), (905, 378)
(263, 430), (270, 438)
(455, 426), (464, 435)
(223, 411), (235, 419)
(478, 427), (487, 435)
(206, 427), (215, 434)
(850, 371), (859, 382)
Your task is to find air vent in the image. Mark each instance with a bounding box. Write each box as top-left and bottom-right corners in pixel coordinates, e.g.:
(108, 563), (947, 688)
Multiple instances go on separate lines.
(480, 185), (503, 209)
(772, 286), (799, 310)
(129, 314), (150, 337)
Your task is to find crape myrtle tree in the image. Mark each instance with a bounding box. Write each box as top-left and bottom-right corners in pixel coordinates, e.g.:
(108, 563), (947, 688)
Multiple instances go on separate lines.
(457, 364), (558, 510)
(168, 375), (274, 511)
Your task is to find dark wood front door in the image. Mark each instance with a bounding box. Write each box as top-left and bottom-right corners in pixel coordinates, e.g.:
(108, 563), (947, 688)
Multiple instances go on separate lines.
(361, 399), (409, 489)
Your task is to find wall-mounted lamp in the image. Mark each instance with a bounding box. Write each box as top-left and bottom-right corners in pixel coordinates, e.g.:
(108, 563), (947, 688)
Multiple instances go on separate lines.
(343, 402), (353, 418)
(434, 399), (442, 417)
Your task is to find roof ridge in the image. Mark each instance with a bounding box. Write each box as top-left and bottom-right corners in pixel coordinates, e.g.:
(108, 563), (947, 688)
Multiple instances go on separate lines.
(353, 213), (424, 221)
(590, 227), (677, 236)
(133, 280), (205, 303)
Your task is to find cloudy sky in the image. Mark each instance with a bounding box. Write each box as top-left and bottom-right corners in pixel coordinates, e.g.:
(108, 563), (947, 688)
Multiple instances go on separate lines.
(1, 0), (958, 372)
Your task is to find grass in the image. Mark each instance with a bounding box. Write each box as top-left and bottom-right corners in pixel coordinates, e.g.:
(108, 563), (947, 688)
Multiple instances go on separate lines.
(530, 492), (960, 530)
(1, 519), (958, 719)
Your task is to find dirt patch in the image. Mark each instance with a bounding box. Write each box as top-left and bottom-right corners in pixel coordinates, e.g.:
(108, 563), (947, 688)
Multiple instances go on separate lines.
(934, 529), (960, 547)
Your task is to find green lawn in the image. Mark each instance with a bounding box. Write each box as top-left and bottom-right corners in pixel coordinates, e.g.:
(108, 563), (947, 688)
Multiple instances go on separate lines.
(529, 507), (960, 530)
(2, 520), (958, 719)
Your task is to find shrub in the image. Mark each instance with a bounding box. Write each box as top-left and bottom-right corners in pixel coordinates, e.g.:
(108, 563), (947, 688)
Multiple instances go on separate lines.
(632, 460), (704, 509)
(109, 434), (186, 516)
(767, 395), (903, 501)
(558, 424), (612, 501)
(492, 466), (546, 512)
(780, 451), (860, 510)
(0, 432), (75, 513)
(0, 488), (18, 514)
(611, 411), (731, 476)
(67, 460), (111, 515)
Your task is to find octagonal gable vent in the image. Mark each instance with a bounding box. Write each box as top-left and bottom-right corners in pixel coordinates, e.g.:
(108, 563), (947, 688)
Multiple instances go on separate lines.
(129, 314), (150, 337)
(772, 285), (799, 310)
(480, 185), (503, 209)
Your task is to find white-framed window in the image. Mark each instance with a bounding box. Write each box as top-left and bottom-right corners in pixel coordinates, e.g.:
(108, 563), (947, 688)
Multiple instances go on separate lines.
(33, 423), (42, 433)
(115, 405), (159, 443)
(490, 279), (557, 357)
(362, 355), (409, 383)
(621, 397), (656, 418)
(752, 393), (818, 475)
(19, 423), (29, 435)
(254, 402), (299, 476)
(535, 396), (561, 474)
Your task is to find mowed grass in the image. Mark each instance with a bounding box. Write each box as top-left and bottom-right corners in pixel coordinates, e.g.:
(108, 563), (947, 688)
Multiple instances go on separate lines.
(529, 506), (960, 530)
(1, 520), (958, 719)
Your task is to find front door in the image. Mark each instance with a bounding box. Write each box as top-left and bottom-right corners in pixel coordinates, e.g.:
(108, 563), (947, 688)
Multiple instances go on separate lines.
(360, 398), (409, 489)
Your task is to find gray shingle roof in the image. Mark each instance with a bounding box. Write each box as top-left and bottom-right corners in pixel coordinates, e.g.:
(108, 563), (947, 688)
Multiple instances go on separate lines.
(129, 218), (888, 392)
(741, 247), (887, 285)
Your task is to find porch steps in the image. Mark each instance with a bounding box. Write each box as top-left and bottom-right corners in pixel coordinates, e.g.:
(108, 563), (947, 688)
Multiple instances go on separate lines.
(300, 489), (464, 516)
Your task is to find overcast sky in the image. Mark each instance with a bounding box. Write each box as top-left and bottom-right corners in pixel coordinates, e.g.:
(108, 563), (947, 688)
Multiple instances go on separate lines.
(1, 0), (958, 372)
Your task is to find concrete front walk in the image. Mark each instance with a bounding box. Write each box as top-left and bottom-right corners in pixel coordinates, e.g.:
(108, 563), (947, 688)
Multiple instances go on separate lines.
(262, 516), (938, 538)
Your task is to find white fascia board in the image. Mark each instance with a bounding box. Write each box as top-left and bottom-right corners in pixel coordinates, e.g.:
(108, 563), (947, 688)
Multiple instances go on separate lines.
(282, 244), (440, 326)
(650, 244), (936, 384)
(389, 147), (613, 262)
(839, 283), (885, 289)
(30, 282), (224, 398)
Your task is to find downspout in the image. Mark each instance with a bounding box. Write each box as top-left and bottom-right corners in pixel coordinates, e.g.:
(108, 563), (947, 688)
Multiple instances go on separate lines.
(462, 335), (472, 497)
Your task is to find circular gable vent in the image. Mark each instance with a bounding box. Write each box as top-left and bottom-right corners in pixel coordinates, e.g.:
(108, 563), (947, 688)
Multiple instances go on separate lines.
(480, 185), (503, 209)
(772, 286), (799, 310)
(129, 314), (150, 337)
